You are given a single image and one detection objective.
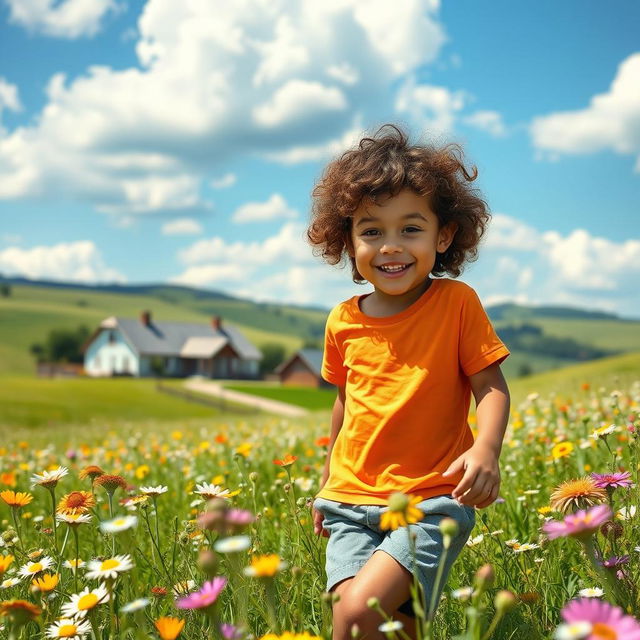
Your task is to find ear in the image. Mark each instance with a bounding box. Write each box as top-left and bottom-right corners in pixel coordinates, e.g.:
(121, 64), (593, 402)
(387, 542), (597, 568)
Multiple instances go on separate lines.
(437, 221), (458, 253)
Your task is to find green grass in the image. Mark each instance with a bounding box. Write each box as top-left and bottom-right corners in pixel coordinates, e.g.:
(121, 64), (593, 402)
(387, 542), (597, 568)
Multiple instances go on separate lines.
(224, 383), (337, 410)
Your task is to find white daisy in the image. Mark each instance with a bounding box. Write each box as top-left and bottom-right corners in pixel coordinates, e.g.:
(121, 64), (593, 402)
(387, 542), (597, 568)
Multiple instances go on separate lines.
(139, 485), (168, 496)
(616, 506), (636, 520)
(451, 586), (474, 601)
(57, 512), (92, 526)
(19, 556), (54, 577)
(1, 577), (21, 589)
(513, 543), (540, 553)
(214, 535), (251, 554)
(193, 483), (231, 500)
(294, 477), (314, 492)
(99, 515), (137, 534)
(85, 555), (133, 580)
(578, 587), (604, 598)
(32, 466), (69, 488)
(120, 598), (150, 613)
(590, 424), (616, 439)
(61, 584), (109, 618)
(379, 620), (404, 633)
(553, 621), (592, 640)
(46, 618), (91, 639)
(63, 558), (85, 572)
(466, 534), (484, 547)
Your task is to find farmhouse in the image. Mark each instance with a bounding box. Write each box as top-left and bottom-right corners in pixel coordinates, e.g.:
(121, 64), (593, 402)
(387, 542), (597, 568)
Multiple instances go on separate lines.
(83, 311), (261, 379)
(275, 348), (332, 388)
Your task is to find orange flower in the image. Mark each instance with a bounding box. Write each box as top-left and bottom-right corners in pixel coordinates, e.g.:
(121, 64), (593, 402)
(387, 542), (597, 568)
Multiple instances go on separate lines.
(57, 491), (96, 514)
(0, 599), (42, 625)
(315, 437), (330, 447)
(155, 616), (185, 640)
(93, 475), (127, 495)
(0, 490), (33, 508)
(32, 573), (59, 593)
(0, 554), (14, 574)
(215, 433), (228, 444)
(246, 554), (286, 577)
(78, 465), (105, 482)
(550, 477), (607, 513)
(0, 472), (16, 487)
(273, 454), (298, 467)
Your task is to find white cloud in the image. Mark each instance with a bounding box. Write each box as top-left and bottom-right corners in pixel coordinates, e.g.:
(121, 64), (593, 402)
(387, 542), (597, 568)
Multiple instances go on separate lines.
(5, 0), (118, 38)
(0, 0), (447, 217)
(463, 110), (506, 137)
(0, 78), (21, 113)
(161, 218), (204, 236)
(483, 214), (540, 251)
(531, 53), (640, 170)
(231, 194), (298, 223)
(210, 173), (237, 189)
(395, 77), (466, 135)
(253, 80), (347, 128)
(0, 241), (125, 283)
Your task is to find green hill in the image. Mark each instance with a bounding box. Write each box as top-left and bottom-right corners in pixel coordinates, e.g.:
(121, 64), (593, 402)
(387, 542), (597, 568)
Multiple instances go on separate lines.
(1, 277), (639, 380)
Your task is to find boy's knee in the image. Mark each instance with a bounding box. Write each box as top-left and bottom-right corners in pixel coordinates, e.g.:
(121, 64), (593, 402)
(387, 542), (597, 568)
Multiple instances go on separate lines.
(336, 589), (383, 630)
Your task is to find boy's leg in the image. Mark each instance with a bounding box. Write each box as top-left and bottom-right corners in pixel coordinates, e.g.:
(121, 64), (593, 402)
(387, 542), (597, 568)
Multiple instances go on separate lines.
(331, 550), (418, 640)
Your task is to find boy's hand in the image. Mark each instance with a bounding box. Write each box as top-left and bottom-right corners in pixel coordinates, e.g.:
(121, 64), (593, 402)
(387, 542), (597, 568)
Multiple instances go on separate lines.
(313, 507), (329, 537)
(442, 442), (500, 508)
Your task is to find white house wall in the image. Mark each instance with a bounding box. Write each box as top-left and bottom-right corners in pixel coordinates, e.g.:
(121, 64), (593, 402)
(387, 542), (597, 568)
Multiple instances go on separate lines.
(85, 329), (139, 377)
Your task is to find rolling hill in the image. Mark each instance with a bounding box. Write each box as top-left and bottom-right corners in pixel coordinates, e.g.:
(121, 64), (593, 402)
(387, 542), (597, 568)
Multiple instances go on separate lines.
(1, 276), (639, 380)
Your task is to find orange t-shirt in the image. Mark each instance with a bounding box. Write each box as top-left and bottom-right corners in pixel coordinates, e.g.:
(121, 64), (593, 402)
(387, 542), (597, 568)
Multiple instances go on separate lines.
(315, 278), (510, 506)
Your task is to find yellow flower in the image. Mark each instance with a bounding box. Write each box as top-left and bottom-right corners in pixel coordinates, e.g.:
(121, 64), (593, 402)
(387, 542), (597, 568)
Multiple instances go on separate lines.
(0, 490), (33, 508)
(537, 506), (552, 515)
(0, 555), (14, 574)
(155, 616), (185, 640)
(550, 477), (607, 513)
(135, 465), (150, 480)
(551, 441), (574, 459)
(380, 493), (424, 531)
(32, 573), (59, 593)
(236, 442), (253, 457)
(171, 431), (183, 441)
(245, 554), (286, 577)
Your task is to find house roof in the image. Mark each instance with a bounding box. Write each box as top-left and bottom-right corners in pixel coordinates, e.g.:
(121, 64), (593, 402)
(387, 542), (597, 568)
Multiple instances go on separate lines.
(275, 348), (323, 376)
(99, 317), (261, 360)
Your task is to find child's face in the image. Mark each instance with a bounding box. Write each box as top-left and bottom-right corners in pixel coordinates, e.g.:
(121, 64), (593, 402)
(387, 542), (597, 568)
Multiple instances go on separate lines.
(349, 189), (457, 299)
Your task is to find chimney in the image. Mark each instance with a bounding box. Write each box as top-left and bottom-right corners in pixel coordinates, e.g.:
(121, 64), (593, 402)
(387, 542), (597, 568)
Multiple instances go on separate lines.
(211, 315), (222, 331)
(140, 310), (152, 327)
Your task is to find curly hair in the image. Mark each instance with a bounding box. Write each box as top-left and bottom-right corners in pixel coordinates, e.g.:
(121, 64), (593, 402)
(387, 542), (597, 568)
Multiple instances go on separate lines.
(307, 124), (490, 283)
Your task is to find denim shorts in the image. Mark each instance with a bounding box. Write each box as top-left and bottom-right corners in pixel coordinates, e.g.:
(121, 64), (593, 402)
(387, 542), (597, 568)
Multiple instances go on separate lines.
(313, 494), (475, 618)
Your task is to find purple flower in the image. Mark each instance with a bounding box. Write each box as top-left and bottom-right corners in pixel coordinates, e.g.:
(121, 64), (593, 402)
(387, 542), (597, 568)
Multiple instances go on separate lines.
(602, 555), (630, 568)
(220, 623), (244, 639)
(176, 577), (227, 610)
(561, 598), (640, 639)
(591, 471), (632, 489)
(543, 504), (612, 541)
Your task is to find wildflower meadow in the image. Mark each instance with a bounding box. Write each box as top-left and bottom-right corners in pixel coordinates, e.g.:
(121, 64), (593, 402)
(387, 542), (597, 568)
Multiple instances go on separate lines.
(1, 381), (639, 640)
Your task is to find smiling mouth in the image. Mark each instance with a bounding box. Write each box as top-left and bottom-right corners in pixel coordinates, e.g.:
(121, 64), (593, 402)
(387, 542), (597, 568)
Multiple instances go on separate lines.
(377, 263), (413, 273)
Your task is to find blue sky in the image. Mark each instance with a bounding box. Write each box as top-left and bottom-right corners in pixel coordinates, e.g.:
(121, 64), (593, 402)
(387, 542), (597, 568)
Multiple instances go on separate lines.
(0, 0), (638, 316)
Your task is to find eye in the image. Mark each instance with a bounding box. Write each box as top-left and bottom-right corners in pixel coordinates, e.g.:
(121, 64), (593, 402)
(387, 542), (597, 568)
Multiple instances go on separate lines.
(361, 229), (380, 237)
(404, 226), (422, 233)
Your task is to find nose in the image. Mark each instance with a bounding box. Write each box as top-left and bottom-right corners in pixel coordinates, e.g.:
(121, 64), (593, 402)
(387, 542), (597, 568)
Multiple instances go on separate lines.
(380, 240), (402, 254)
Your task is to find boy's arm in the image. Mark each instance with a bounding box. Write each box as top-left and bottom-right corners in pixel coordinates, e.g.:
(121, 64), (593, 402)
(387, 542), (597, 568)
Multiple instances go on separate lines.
(319, 385), (346, 490)
(442, 363), (510, 508)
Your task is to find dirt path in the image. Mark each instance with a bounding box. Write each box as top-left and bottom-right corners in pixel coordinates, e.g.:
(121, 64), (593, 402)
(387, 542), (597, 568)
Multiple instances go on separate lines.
(183, 379), (309, 417)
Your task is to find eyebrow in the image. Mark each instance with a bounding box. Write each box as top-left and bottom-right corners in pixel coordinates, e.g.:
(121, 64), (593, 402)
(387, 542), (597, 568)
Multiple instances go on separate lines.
(354, 212), (428, 228)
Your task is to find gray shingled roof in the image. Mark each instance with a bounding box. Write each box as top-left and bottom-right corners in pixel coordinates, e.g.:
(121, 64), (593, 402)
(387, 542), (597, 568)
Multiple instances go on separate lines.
(110, 317), (261, 360)
(276, 348), (323, 376)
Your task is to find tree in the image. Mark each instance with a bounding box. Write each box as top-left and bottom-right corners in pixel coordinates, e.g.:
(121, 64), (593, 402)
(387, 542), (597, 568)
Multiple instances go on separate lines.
(0, 283), (10, 297)
(30, 325), (91, 363)
(259, 342), (286, 376)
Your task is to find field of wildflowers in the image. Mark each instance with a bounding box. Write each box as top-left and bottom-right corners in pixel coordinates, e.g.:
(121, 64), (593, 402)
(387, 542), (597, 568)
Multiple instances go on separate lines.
(0, 380), (639, 640)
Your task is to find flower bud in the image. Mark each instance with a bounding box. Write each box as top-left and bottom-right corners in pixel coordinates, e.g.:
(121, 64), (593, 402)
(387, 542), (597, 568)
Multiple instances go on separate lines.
(321, 591), (333, 604)
(388, 493), (409, 512)
(197, 549), (219, 576)
(494, 590), (517, 613)
(439, 517), (459, 538)
(350, 623), (361, 639)
(474, 564), (495, 589)
(366, 596), (379, 609)
(249, 472), (258, 483)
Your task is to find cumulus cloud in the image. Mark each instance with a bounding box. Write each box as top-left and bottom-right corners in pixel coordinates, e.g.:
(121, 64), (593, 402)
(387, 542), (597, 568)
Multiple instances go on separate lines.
(395, 77), (466, 135)
(0, 78), (21, 134)
(0, 241), (125, 283)
(530, 53), (640, 170)
(5, 0), (118, 38)
(231, 194), (298, 223)
(161, 218), (203, 236)
(0, 0), (447, 218)
(463, 110), (506, 137)
(210, 173), (236, 189)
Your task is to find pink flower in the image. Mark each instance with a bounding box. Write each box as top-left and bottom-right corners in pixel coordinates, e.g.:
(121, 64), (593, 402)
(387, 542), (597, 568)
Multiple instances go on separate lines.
(543, 504), (612, 540)
(562, 598), (640, 639)
(220, 623), (244, 639)
(176, 577), (227, 610)
(591, 471), (632, 489)
(226, 508), (255, 526)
